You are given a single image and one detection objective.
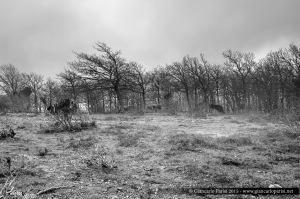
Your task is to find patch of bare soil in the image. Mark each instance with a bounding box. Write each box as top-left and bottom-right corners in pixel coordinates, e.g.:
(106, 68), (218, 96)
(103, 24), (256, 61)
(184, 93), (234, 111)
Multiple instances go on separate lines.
(0, 112), (299, 198)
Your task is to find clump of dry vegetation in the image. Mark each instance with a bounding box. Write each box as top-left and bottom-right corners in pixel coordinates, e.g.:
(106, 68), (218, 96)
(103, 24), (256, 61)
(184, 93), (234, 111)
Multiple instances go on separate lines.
(37, 147), (48, 157)
(168, 133), (217, 152)
(117, 133), (140, 147)
(0, 127), (15, 140)
(212, 170), (239, 185)
(114, 123), (134, 130)
(82, 147), (117, 174)
(67, 136), (98, 150)
(219, 156), (272, 170)
(143, 125), (160, 132)
(100, 126), (123, 135)
(217, 135), (254, 146)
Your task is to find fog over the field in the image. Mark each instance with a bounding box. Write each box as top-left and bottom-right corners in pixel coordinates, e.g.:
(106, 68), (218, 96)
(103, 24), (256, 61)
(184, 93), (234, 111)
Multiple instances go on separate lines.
(0, 0), (300, 78)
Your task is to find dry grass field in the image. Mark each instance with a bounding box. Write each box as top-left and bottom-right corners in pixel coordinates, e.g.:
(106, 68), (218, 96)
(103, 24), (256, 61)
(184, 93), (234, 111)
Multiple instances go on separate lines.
(1, 112), (300, 199)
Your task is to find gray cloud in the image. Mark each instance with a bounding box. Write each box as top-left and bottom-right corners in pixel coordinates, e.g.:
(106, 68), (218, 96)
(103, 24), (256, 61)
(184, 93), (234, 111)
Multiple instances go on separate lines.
(0, 0), (300, 78)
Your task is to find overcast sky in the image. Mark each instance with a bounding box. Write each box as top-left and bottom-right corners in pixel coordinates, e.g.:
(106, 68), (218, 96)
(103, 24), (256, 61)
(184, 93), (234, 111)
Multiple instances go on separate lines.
(1, 0), (300, 78)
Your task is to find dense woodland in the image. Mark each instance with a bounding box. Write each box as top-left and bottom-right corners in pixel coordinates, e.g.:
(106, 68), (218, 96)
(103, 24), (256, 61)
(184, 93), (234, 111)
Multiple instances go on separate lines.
(0, 42), (300, 116)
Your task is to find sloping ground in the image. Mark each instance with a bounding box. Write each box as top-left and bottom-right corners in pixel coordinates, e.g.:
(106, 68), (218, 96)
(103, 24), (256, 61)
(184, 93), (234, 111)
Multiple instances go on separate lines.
(0, 112), (299, 199)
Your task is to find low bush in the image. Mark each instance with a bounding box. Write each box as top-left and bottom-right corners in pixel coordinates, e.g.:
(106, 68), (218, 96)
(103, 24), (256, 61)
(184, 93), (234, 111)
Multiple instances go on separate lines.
(81, 146), (117, 174)
(41, 112), (96, 133)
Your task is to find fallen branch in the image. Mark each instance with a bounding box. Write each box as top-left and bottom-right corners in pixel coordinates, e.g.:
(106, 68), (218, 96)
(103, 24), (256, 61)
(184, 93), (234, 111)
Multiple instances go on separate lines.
(37, 185), (71, 195)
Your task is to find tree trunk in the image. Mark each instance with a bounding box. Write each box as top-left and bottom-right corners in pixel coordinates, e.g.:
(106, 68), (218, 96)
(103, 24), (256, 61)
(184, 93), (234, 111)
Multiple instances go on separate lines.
(109, 92), (112, 112)
(34, 92), (38, 113)
(142, 90), (146, 109)
(157, 87), (160, 105)
(102, 97), (105, 113)
(185, 87), (191, 111)
(116, 88), (124, 112)
(86, 91), (90, 113)
(194, 86), (198, 108)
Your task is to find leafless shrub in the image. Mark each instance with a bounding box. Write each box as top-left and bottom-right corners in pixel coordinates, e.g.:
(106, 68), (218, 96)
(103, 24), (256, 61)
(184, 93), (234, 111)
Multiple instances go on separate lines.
(81, 145), (117, 173)
(41, 112), (96, 133)
(50, 111), (77, 131)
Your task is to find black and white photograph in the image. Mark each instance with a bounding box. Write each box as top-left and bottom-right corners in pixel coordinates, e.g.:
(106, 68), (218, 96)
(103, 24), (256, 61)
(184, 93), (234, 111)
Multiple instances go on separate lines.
(1, 0), (300, 198)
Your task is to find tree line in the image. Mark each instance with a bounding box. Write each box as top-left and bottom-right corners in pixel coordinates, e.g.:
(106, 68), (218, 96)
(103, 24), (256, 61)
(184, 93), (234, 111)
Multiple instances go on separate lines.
(0, 42), (299, 114)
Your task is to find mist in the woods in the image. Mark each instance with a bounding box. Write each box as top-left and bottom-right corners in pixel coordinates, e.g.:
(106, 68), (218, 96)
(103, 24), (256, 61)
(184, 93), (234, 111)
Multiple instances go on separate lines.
(1, 42), (299, 114)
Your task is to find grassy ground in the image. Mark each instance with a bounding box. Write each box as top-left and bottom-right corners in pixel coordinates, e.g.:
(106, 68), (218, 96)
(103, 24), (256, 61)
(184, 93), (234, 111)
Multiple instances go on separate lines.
(0, 112), (300, 199)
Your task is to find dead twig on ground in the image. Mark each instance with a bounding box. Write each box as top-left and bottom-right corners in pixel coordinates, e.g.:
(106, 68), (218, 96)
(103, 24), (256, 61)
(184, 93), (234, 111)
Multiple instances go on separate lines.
(37, 185), (72, 195)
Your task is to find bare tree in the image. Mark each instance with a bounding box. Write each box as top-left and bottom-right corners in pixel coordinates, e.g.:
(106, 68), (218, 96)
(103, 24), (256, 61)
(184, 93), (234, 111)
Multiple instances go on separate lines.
(58, 69), (81, 101)
(127, 62), (149, 109)
(185, 56), (199, 108)
(69, 42), (131, 112)
(0, 64), (26, 111)
(223, 50), (255, 110)
(148, 67), (164, 105)
(278, 43), (300, 98)
(23, 72), (44, 113)
(0, 64), (22, 98)
(43, 78), (61, 106)
(211, 64), (223, 104)
(0, 95), (10, 112)
(167, 59), (192, 111)
(188, 54), (213, 103)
